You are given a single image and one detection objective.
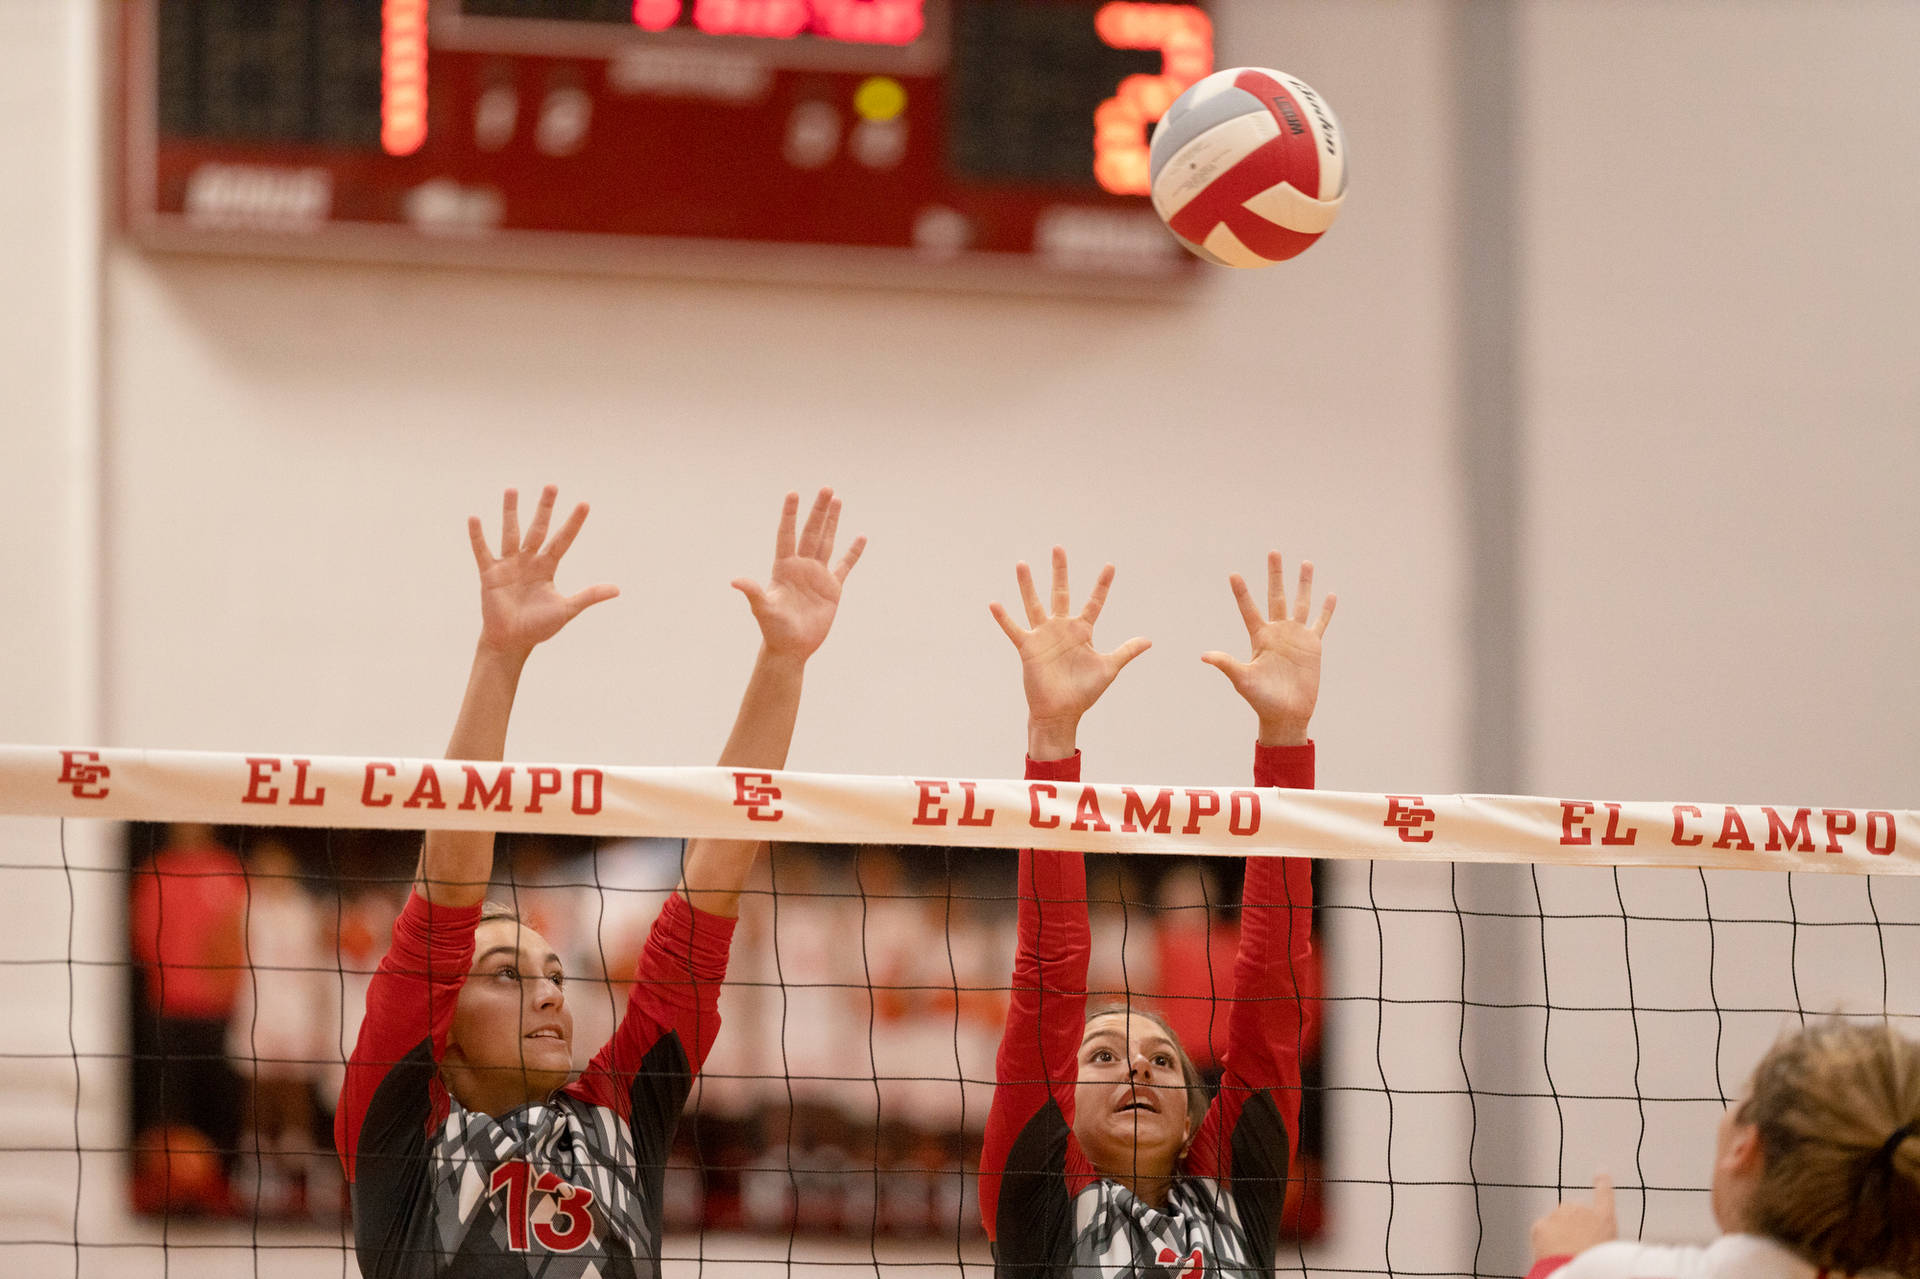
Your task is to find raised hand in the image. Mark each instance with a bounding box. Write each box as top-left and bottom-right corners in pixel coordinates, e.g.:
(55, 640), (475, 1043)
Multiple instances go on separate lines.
(732, 488), (866, 662)
(1530, 1174), (1617, 1261)
(468, 486), (619, 657)
(1201, 552), (1335, 746)
(991, 547), (1151, 759)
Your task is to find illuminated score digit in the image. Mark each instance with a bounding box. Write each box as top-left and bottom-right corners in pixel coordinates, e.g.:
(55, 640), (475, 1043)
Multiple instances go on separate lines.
(809, 0), (926, 43)
(637, 0), (924, 44)
(693, 0), (809, 39)
(1093, 2), (1213, 195)
(634, 0), (683, 30)
(384, 0), (927, 153)
(382, 0), (430, 156)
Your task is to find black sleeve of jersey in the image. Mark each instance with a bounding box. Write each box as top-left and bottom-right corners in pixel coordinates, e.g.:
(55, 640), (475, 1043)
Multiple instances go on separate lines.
(1226, 1090), (1291, 1274)
(622, 1031), (694, 1272)
(991, 1098), (1078, 1279)
(350, 1038), (441, 1279)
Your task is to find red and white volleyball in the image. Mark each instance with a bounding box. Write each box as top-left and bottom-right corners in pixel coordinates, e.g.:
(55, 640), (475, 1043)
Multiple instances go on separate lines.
(1148, 67), (1348, 268)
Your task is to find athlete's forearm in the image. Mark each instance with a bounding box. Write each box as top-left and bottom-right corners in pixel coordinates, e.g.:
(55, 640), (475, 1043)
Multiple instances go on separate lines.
(414, 642), (527, 907)
(1223, 742), (1316, 1091)
(679, 646), (807, 918)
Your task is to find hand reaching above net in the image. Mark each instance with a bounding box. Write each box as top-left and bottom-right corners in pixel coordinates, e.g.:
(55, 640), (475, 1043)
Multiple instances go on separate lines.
(1201, 551), (1335, 747)
(731, 486), (866, 663)
(680, 486), (866, 918)
(419, 485), (616, 909)
(989, 546), (1151, 761)
(469, 484), (619, 658)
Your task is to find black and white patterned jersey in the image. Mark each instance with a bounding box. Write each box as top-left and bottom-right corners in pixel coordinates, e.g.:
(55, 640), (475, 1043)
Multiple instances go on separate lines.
(336, 890), (735, 1279)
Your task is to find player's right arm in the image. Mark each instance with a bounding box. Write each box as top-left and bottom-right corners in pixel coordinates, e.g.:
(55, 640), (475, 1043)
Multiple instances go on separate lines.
(1183, 554), (1334, 1262)
(575, 489), (863, 1113)
(978, 550), (1150, 1249)
(1528, 1176), (1625, 1279)
(336, 487), (617, 1180)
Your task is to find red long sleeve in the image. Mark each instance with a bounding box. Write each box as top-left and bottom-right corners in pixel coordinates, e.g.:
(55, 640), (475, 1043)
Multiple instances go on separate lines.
(335, 893), (481, 1181)
(571, 891), (737, 1115)
(1184, 741), (1316, 1183)
(978, 751), (1092, 1239)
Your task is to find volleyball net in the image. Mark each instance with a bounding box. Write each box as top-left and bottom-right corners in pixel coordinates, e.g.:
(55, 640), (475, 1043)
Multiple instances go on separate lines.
(1, 743), (1915, 1278)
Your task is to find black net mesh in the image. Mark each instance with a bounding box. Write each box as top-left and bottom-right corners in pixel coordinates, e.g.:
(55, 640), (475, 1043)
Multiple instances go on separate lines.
(2, 816), (1915, 1277)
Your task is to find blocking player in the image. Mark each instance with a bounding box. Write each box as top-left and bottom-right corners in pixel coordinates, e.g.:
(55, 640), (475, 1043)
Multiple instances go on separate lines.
(979, 547), (1332, 1277)
(336, 485), (863, 1278)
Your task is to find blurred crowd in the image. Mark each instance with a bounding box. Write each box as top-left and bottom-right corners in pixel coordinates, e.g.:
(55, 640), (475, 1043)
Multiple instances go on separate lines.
(128, 824), (1324, 1238)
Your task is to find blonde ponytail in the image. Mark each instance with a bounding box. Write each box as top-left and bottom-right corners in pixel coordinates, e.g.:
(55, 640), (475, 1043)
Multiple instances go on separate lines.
(1741, 1022), (1920, 1277)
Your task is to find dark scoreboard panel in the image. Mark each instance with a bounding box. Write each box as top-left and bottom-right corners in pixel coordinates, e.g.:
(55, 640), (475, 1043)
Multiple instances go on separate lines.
(123, 0), (1216, 292)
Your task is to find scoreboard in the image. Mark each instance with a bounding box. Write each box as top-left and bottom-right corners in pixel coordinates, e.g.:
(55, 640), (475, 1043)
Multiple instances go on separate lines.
(122, 0), (1216, 293)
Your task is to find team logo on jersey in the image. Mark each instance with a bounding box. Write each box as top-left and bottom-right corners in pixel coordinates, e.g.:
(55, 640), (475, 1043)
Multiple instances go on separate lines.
(1157, 1244), (1206, 1277)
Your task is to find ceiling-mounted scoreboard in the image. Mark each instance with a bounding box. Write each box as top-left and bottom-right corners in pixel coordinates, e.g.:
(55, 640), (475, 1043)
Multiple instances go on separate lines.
(122, 0), (1215, 293)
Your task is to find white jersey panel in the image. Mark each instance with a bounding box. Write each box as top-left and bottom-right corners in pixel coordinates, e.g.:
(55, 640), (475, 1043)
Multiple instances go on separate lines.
(1555, 1234), (1822, 1279)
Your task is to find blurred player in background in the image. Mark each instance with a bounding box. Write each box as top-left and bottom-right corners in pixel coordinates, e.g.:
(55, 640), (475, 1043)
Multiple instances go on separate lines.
(130, 821), (248, 1213)
(1529, 1021), (1920, 1279)
(229, 837), (337, 1217)
(335, 484), (862, 1278)
(979, 548), (1331, 1277)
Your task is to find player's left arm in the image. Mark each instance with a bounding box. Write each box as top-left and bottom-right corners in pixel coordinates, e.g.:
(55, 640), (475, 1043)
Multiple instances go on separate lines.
(413, 486), (619, 908)
(339, 487), (615, 1178)
(578, 489), (864, 1101)
(1187, 554), (1333, 1188)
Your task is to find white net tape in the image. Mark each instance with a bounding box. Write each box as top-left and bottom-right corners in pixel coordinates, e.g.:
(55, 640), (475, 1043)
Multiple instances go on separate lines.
(3, 744), (1914, 875)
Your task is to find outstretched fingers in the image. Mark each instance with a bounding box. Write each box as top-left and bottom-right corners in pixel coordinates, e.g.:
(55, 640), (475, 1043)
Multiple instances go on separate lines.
(1199, 650), (1243, 679)
(795, 487), (833, 561)
(1315, 591), (1338, 635)
(1049, 546), (1071, 618)
(1015, 561), (1044, 627)
(772, 491), (800, 562)
(542, 500), (592, 564)
(565, 583), (620, 617)
(1229, 572), (1264, 637)
(1268, 551), (1287, 621)
(988, 600), (1026, 646)
(500, 488), (522, 557)
(816, 495), (842, 564)
(731, 577), (767, 609)
(1108, 636), (1153, 673)
(1294, 560), (1316, 624)
(467, 516), (495, 571)
(1591, 1174), (1615, 1220)
(1080, 563), (1117, 625)
(832, 534), (867, 583)
(522, 485), (559, 555)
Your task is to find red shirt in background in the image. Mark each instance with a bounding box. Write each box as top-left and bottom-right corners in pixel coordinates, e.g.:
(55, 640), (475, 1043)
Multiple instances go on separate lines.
(130, 843), (247, 1018)
(1150, 894), (1325, 1075)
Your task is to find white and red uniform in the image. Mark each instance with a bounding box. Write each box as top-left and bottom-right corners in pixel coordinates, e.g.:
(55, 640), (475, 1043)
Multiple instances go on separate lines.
(1528, 1234), (1830, 1279)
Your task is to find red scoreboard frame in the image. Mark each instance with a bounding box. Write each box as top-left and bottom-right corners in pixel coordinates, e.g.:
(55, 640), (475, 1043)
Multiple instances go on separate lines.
(122, 0), (1215, 294)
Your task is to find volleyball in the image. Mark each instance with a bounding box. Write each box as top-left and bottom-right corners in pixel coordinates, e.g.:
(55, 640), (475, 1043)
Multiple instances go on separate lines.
(1148, 67), (1348, 268)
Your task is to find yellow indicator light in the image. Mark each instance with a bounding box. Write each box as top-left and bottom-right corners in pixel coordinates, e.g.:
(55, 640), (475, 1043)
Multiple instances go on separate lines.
(854, 77), (908, 123)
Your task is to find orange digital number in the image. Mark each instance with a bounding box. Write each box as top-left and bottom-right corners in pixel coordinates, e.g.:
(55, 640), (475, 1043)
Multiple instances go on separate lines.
(693, 0), (809, 38)
(634, 0), (685, 30)
(1092, 2), (1214, 196)
(683, 0), (924, 44)
(381, 0), (430, 156)
(811, 0), (926, 45)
